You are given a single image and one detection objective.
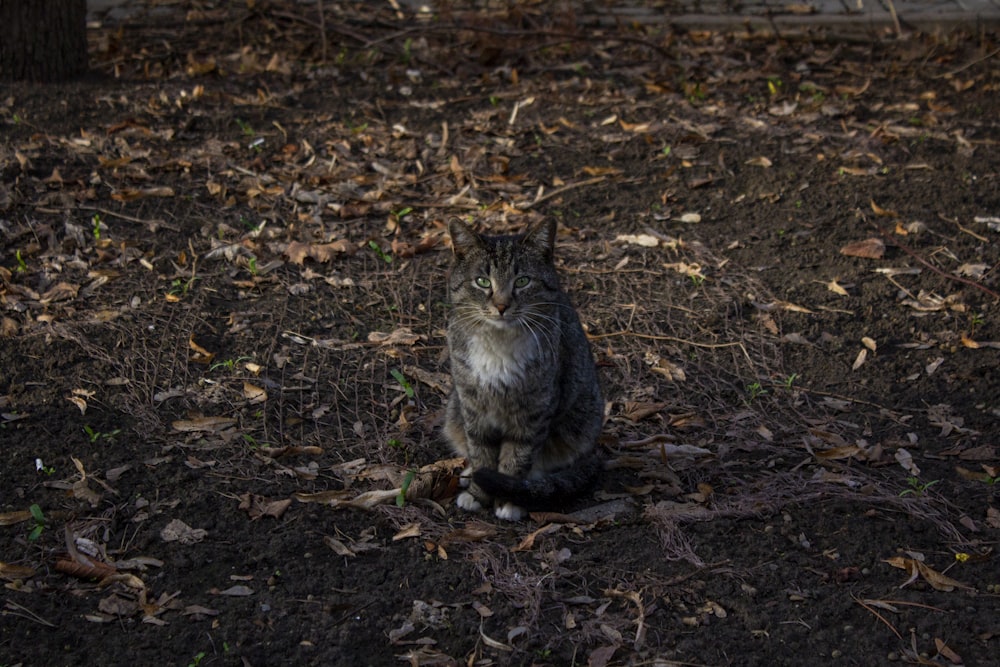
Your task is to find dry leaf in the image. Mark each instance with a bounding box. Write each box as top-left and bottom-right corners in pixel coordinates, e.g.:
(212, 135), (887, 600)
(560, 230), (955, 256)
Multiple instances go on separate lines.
(851, 348), (868, 370)
(243, 382), (267, 404)
(840, 238), (885, 259)
(861, 336), (877, 352)
(160, 519), (207, 545)
(512, 523), (561, 552)
(746, 156), (772, 167)
(827, 279), (848, 296)
(171, 416), (236, 433)
(870, 199), (898, 217)
(188, 336), (215, 364)
(883, 556), (970, 592)
(894, 448), (920, 476)
(392, 523), (422, 541)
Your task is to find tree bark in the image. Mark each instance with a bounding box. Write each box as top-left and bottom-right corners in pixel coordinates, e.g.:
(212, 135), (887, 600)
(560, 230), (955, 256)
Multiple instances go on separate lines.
(0, 0), (88, 82)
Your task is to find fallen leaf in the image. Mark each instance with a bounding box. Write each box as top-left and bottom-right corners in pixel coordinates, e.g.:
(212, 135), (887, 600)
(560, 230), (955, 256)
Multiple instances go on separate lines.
(160, 519), (207, 545)
(840, 238), (885, 259)
(852, 348), (868, 370)
(512, 523), (561, 552)
(171, 416), (236, 433)
(894, 448), (920, 476)
(243, 382), (267, 404)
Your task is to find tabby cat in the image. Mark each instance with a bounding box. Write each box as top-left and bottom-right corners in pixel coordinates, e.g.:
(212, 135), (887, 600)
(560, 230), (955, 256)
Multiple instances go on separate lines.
(443, 219), (603, 521)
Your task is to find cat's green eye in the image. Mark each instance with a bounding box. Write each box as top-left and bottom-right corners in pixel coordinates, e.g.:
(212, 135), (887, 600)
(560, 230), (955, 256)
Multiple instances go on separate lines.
(475, 277), (491, 289)
(514, 276), (531, 288)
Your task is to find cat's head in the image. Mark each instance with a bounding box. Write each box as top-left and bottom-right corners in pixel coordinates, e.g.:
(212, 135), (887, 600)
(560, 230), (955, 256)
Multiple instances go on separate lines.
(448, 219), (561, 330)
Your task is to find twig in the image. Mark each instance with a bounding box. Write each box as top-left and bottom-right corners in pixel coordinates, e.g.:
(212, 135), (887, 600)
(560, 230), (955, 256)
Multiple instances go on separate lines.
(853, 595), (902, 640)
(935, 45), (1000, 79)
(78, 206), (180, 232)
(3, 601), (56, 628)
(866, 217), (1000, 301)
(520, 176), (607, 210)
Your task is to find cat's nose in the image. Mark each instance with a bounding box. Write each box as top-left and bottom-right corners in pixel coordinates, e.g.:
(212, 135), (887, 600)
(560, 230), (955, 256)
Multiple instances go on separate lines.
(495, 302), (508, 315)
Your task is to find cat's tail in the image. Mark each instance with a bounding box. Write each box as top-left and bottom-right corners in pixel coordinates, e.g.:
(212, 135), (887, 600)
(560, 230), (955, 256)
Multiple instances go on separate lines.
(472, 453), (602, 511)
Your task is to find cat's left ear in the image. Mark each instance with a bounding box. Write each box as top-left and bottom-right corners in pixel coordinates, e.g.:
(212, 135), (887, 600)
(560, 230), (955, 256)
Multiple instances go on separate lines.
(524, 219), (557, 262)
(448, 218), (482, 259)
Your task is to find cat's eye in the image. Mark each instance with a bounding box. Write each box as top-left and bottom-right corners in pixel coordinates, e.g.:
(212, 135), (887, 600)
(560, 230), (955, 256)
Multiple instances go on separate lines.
(514, 276), (531, 288)
(475, 277), (491, 289)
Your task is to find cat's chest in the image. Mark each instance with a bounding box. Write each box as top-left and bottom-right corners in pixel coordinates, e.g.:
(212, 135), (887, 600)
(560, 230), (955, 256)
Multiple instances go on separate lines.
(464, 331), (539, 387)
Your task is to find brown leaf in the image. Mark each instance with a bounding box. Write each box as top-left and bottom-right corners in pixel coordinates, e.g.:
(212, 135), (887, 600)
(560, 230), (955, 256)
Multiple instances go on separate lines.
(188, 336), (215, 364)
(622, 401), (669, 422)
(870, 199), (898, 217)
(284, 240), (355, 265)
(512, 523), (561, 552)
(840, 238), (885, 259)
(171, 416), (236, 433)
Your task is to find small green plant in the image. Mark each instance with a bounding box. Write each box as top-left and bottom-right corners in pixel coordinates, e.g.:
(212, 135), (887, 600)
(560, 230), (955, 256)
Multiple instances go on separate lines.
(167, 276), (198, 298)
(242, 434), (266, 449)
(767, 77), (783, 95)
(14, 249), (28, 273)
(84, 425), (121, 444)
(368, 240), (393, 264)
(235, 118), (254, 137)
(489, 95), (500, 106)
(662, 145), (672, 157)
(91, 214), (102, 241)
(746, 382), (768, 402)
(210, 356), (251, 372)
(899, 476), (940, 497)
(187, 651), (206, 667)
(390, 369), (414, 398)
(782, 373), (799, 389)
(401, 37), (413, 64)
(13, 112), (23, 124)
(396, 470), (415, 508)
(689, 274), (705, 287)
(246, 256), (258, 276)
(28, 504), (46, 541)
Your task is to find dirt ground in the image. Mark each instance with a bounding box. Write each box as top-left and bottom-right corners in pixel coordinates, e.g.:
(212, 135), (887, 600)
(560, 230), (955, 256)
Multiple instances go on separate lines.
(2, 2), (999, 666)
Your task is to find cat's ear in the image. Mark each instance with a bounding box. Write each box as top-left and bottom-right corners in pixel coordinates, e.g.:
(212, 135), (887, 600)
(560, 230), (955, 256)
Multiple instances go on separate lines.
(448, 218), (482, 258)
(524, 219), (557, 262)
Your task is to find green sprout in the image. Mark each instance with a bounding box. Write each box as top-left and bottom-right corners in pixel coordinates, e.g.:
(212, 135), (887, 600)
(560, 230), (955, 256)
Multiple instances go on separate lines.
(899, 477), (940, 497)
(210, 356), (251, 372)
(84, 425), (121, 444)
(15, 249), (27, 273)
(188, 652), (206, 667)
(390, 369), (414, 398)
(402, 37), (413, 64)
(746, 382), (768, 402)
(368, 240), (393, 264)
(235, 118), (254, 137)
(689, 274), (705, 286)
(767, 77), (783, 96)
(167, 276), (198, 298)
(91, 214), (102, 241)
(246, 256), (258, 276)
(782, 373), (799, 389)
(662, 145), (671, 157)
(396, 470), (415, 508)
(489, 95), (500, 107)
(28, 504), (46, 541)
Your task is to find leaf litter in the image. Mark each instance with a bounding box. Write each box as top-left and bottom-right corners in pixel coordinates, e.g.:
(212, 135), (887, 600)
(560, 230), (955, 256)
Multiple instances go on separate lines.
(1, 3), (999, 666)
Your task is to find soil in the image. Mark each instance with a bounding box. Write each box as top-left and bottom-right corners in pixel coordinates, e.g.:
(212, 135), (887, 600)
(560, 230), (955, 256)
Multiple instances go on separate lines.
(2, 3), (999, 666)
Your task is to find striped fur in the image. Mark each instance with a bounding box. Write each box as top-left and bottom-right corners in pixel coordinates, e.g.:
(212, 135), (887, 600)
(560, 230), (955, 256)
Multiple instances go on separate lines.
(444, 219), (603, 520)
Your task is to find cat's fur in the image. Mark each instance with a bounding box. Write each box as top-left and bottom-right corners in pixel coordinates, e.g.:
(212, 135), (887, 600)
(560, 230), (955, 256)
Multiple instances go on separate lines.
(443, 219), (603, 521)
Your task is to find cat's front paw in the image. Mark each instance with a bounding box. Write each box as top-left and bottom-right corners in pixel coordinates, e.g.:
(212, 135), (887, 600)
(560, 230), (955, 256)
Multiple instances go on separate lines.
(458, 466), (474, 488)
(456, 491), (483, 512)
(495, 502), (526, 522)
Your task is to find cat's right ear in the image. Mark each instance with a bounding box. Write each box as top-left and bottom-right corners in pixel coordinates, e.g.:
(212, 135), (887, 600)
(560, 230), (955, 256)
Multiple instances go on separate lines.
(448, 218), (481, 258)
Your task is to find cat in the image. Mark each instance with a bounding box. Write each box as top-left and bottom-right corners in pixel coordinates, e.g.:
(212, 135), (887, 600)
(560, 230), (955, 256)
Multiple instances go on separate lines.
(443, 218), (604, 521)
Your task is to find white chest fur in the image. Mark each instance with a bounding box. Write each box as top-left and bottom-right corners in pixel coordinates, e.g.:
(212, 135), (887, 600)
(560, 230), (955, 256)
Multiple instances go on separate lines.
(465, 330), (537, 387)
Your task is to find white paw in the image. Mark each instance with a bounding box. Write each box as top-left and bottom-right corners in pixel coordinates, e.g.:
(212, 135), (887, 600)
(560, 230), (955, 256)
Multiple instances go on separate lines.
(495, 502), (525, 522)
(458, 466), (473, 488)
(456, 491), (483, 512)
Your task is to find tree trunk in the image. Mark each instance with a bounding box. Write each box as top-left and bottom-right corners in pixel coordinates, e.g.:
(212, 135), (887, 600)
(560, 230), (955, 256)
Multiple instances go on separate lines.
(0, 0), (88, 82)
